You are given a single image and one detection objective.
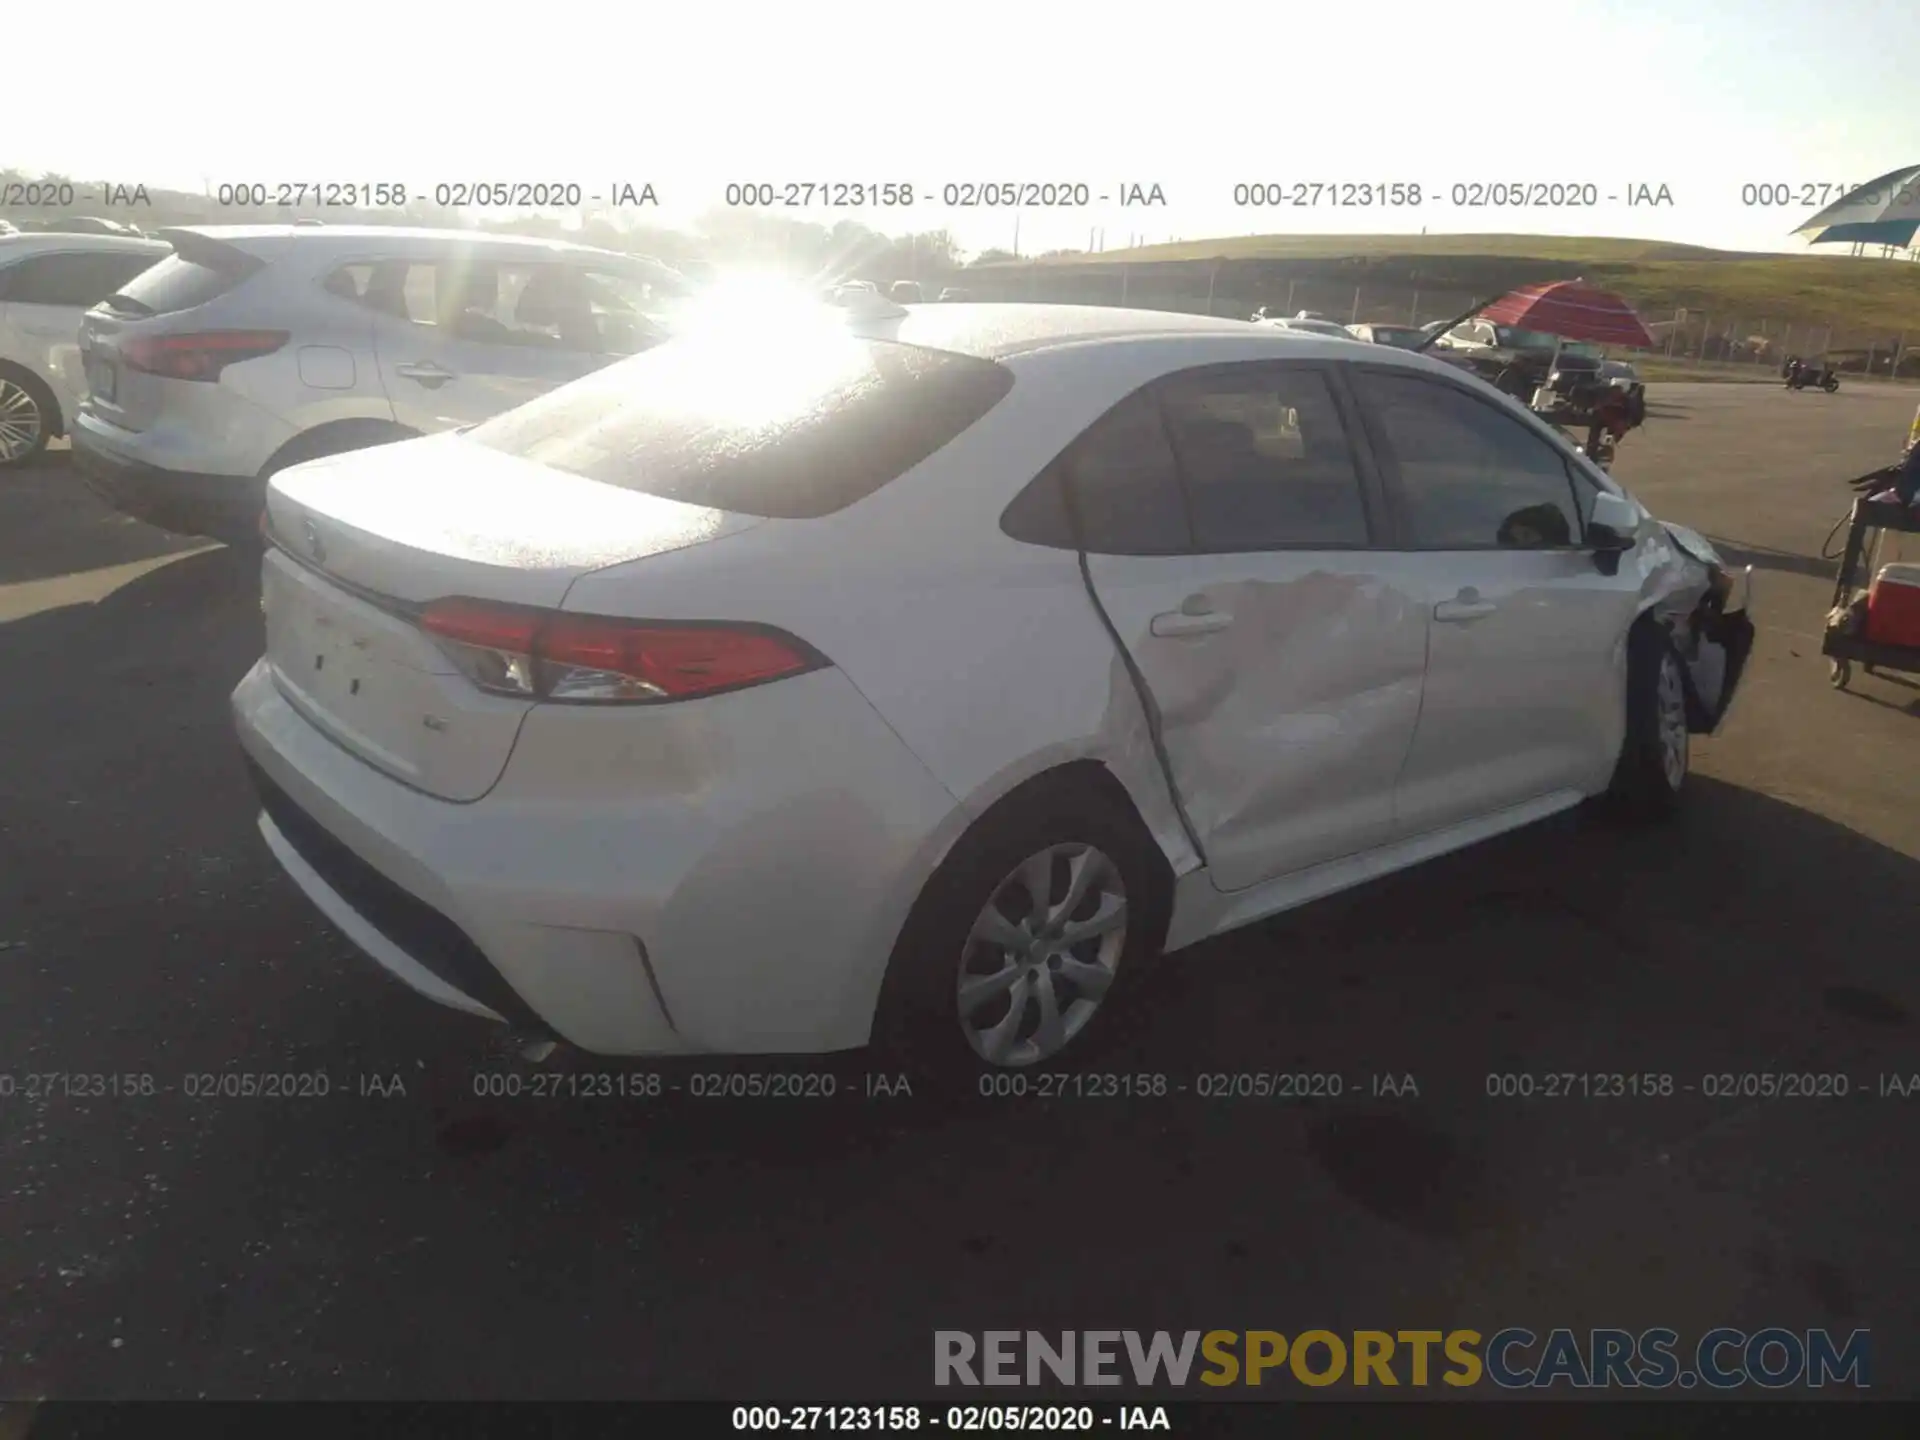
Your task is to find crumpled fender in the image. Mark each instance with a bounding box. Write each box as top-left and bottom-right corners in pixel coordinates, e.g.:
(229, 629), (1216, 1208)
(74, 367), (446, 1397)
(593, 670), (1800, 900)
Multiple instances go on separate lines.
(1627, 513), (1756, 734)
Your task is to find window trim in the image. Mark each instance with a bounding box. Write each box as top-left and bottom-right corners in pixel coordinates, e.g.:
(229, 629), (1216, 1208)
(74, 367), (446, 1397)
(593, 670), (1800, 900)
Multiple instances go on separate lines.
(1345, 361), (1595, 554)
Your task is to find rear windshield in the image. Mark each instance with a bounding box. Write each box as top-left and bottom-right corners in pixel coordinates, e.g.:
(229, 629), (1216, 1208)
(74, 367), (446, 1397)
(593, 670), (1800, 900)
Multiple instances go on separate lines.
(106, 253), (250, 316)
(465, 331), (1015, 518)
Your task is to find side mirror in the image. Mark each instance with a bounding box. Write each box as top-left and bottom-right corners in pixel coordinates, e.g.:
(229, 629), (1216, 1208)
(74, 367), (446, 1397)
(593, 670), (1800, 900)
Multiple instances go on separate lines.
(1588, 491), (1640, 552)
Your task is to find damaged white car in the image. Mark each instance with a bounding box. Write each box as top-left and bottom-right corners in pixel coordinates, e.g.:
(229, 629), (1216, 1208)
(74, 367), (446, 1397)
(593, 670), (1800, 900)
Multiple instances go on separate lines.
(232, 302), (1754, 1075)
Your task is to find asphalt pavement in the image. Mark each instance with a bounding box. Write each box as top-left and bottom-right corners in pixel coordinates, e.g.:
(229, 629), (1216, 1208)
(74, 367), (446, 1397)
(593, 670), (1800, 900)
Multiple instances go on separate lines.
(3, 383), (1920, 1400)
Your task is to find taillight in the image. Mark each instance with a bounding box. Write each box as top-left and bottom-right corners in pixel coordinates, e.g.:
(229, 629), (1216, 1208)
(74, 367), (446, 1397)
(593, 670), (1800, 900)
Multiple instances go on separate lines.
(417, 598), (823, 704)
(122, 330), (289, 382)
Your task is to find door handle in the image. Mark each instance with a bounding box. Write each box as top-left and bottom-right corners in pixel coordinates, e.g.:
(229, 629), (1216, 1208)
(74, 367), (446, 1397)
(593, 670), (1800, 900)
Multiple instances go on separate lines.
(394, 362), (455, 386)
(1434, 597), (1497, 623)
(1150, 608), (1233, 637)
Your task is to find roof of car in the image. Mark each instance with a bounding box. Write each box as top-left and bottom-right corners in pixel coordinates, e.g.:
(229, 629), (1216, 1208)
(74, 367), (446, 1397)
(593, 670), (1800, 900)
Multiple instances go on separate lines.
(0, 232), (171, 257)
(883, 303), (1303, 358)
(163, 224), (637, 261)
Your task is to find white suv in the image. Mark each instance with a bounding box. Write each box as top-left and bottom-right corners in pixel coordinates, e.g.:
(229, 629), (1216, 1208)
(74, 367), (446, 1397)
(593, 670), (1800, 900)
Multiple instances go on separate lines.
(0, 233), (170, 467)
(72, 225), (689, 541)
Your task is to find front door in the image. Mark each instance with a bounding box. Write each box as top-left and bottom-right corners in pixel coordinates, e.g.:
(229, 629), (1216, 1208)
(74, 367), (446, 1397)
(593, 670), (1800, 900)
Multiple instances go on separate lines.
(1348, 367), (1642, 837)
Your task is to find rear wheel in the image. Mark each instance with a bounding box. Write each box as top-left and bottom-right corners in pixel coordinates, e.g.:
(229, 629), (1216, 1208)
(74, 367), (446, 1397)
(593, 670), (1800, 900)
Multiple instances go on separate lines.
(1605, 624), (1690, 820)
(872, 777), (1171, 1090)
(0, 371), (53, 468)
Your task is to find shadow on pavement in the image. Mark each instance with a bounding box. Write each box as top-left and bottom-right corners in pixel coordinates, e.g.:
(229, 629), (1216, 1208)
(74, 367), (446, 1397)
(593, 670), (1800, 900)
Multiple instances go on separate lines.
(0, 449), (210, 586)
(1704, 535), (1838, 581)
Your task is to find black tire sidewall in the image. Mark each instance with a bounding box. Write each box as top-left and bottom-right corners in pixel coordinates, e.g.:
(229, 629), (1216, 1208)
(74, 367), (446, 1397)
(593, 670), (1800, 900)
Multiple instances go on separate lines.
(872, 785), (1172, 1096)
(1608, 624), (1687, 817)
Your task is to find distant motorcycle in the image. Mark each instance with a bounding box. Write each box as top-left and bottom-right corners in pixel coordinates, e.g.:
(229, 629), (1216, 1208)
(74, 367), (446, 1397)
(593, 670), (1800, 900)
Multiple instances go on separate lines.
(1784, 358), (1840, 392)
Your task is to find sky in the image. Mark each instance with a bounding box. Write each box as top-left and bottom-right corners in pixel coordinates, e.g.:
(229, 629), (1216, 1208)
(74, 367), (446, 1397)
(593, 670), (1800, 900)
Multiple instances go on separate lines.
(10, 0), (1920, 258)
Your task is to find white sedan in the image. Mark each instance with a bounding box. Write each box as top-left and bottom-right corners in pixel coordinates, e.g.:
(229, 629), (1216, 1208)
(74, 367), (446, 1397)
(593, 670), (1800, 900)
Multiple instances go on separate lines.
(232, 301), (1754, 1075)
(0, 232), (170, 466)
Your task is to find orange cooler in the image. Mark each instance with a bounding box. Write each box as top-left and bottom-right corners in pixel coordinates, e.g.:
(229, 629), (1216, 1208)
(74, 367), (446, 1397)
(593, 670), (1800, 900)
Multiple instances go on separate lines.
(1865, 564), (1920, 648)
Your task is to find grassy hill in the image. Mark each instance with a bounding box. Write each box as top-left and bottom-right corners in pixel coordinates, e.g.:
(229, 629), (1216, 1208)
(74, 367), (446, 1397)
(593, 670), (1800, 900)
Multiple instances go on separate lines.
(996, 233), (1920, 336)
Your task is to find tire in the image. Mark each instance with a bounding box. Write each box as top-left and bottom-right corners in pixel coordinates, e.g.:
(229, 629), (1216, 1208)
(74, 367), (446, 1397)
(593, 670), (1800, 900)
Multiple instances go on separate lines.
(1605, 623), (1690, 821)
(870, 775), (1172, 1092)
(0, 369), (55, 469)
(1830, 658), (1852, 689)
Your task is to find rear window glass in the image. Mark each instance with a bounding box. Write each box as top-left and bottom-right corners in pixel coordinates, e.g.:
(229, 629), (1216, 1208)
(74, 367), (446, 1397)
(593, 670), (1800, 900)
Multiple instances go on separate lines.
(107, 253), (247, 316)
(465, 331), (1015, 518)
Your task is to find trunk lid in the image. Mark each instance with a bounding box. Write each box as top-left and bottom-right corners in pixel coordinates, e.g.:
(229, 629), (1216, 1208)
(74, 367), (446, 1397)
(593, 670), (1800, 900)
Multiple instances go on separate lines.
(261, 433), (762, 801)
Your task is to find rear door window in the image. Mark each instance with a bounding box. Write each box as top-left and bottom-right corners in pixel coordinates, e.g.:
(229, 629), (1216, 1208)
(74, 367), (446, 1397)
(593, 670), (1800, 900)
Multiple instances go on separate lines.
(3, 251), (163, 306)
(345, 260), (635, 355)
(1001, 388), (1192, 555)
(1155, 364), (1372, 549)
(465, 333), (1015, 518)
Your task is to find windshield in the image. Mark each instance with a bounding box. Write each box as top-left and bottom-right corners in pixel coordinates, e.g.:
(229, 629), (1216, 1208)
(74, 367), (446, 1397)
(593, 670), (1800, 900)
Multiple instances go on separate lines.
(1562, 341), (1603, 360)
(1372, 327), (1425, 347)
(1494, 326), (1562, 351)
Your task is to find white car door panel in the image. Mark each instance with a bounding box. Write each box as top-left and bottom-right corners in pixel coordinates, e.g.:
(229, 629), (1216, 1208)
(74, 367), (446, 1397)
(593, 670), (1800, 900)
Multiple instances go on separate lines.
(1393, 551), (1638, 834)
(1348, 366), (1641, 837)
(1059, 364), (1427, 893)
(1092, 554), (1428, 890)
(363, 259), (604, 432)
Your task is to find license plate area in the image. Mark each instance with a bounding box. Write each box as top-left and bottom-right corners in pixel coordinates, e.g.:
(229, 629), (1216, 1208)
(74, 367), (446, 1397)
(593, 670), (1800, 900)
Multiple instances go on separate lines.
(86, 354), (117, 403)
(262, 554), (455, 780)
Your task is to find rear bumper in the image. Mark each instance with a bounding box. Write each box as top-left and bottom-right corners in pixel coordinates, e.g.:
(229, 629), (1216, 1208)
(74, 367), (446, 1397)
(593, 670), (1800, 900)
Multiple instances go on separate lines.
(230, 657), (961, 1056)
(72, 417), (263, 538)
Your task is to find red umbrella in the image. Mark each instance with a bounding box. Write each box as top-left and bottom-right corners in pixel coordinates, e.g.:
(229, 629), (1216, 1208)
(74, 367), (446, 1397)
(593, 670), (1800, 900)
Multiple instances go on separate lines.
(1479, 279), (1655, 349)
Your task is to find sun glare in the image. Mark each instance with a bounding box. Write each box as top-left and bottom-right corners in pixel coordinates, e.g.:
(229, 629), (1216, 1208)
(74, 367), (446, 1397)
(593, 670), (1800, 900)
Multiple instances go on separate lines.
(653, 269), (876, 429)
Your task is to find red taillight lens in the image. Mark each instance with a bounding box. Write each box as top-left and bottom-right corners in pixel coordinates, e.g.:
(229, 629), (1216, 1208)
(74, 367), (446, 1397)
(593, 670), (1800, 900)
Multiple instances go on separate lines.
(122, 330), (289, 382)
(417, 599), (820, 704)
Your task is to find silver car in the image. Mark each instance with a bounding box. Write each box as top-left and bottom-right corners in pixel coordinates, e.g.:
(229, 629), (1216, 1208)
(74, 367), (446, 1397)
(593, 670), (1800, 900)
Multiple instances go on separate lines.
(0, 232), (170, 467)
(72, 225), (689, 541)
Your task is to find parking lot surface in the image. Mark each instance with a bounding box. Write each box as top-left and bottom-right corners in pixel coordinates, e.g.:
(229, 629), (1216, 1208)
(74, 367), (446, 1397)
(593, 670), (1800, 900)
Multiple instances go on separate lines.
(3, 382), (1920, 1399)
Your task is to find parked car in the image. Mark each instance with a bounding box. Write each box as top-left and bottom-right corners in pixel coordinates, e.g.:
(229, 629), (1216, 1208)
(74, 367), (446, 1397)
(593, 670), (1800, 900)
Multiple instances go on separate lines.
(72, 225), (690, 542)
(939, 287), (972, 302)
(233, 303), (1755, 1076)
(1436, 318), (1603, 402)
(1598, 358), (1648, 424)
(0, 232), (171, 467)
(889, 280), (925, 303)
(1347, 323), (1429, 348)
(0, 220), (19, 237)
(19, 215), (147, 238)
(1259, 315), (1355, 339)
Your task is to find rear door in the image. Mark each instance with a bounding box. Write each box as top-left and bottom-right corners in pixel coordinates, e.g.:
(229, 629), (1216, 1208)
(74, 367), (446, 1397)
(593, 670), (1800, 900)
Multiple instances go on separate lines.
(0, 247), (165, 421)
(1347, 366), (1641, 836)
(364, 257), (607, 430)
(1069, 362), (1428, 891)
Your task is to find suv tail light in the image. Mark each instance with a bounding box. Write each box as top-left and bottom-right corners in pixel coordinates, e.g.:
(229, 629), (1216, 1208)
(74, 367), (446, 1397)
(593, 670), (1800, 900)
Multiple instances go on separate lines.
(122, 330), (289, 382)
(418, 598), (825, 704)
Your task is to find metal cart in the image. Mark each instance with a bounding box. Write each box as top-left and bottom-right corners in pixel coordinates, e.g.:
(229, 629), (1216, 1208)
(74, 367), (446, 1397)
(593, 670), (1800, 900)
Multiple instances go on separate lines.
(1822, 496), (1920, 689)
